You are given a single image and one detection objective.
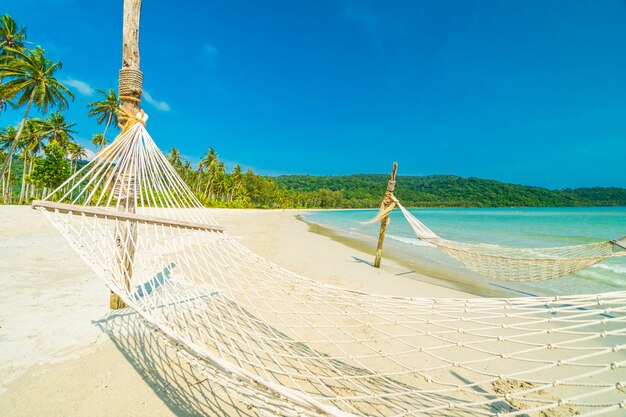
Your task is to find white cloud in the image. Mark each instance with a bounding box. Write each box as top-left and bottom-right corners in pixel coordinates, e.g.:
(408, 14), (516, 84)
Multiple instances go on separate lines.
(143, 91), (171, 112)
(83, 148), (97, 161)
(200, 43), (218, 68)
(63, 78), (95, 96)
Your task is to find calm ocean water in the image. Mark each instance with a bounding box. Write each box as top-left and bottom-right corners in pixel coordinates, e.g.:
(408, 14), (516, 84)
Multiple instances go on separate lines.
(303, 207), (626, 297)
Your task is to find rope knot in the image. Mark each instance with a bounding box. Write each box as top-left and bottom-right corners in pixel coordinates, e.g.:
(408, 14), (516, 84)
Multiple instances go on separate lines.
(117, 105), (147, 132)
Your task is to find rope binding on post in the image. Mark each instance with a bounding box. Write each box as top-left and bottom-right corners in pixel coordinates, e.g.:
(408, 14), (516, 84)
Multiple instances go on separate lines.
(118, 68), (143, 97)
(117, 67), (145, 133)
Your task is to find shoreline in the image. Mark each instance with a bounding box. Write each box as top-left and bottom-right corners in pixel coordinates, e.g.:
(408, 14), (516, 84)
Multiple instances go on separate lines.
(298, 214), (520, 298)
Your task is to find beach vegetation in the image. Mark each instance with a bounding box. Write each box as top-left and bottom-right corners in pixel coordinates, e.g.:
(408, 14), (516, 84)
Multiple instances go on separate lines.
(273, 174), (626, 208)
(87, 89), (119, 147)
(0, 14), (86, 204)
(0, 45), (74, 201)
(38, 110), (77, 150)
(67, 142), (87, 173)
(28, 141), (71, 197)
(91, 133), (108, 152)
(0, 14), (26, 113)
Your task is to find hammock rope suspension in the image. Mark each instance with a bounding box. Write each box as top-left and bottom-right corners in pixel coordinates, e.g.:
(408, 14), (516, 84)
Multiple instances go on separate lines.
(388, 196), (626, 281)
(33, 123), (626, 416)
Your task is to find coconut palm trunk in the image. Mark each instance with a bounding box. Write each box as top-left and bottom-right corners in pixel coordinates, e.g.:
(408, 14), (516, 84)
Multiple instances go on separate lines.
(3, 154), (12, 203)
(0, 88), (35, 192)
(18, 149), (28, 204)
(26, 158), (34, 199)
(195, 168), (203, 194)
(204, 174), (213, 199)
(103, 112), (112, 142)
(110, 0), (142, 309)
(25, 155), (35, 198)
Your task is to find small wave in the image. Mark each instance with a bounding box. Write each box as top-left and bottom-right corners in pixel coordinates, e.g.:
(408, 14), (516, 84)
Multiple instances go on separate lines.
(591, 263), (626, 274)
(575, 270), (625, 290)
(388, 234), (436, 247)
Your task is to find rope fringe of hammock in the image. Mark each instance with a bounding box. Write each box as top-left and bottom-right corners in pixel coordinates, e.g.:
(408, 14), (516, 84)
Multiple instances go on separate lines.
(361, 201), (396, 224)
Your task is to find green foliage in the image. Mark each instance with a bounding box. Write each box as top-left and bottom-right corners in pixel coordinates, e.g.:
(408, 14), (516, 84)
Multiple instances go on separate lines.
(0, 17), (75, 190)
(0, 14), (26, 54)
(91, 133), (108, 151)
(40, 110), (77, 146)
(0, 46), (74, 113)
(2, 153), (23, 195)
(28, 141), (70, 190)
(274, 175), (626, 208)
(86, 89), (119, 140)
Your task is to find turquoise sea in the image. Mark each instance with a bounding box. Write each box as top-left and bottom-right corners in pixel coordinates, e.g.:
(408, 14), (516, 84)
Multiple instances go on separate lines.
(303, 207), (626, 297)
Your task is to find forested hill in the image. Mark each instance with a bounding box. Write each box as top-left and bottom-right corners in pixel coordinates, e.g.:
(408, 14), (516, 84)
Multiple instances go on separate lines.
(274, 174), (626, 208)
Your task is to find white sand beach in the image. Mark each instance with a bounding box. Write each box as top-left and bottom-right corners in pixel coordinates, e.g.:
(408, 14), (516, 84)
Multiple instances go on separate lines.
(0, 206), (473, 417)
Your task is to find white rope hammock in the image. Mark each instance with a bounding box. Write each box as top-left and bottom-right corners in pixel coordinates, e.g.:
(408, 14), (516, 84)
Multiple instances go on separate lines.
(381, 197), (626, 282)
(33, 123), (626, 416)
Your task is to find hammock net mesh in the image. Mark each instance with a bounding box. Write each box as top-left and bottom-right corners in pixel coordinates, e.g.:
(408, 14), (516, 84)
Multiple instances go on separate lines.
(35, 124), (626, 416)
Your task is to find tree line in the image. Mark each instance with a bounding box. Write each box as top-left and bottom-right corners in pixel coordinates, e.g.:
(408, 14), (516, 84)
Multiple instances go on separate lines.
(165, 147), (347, 208)
(0, 15), (118, 203)
(275, 174), (626, 208)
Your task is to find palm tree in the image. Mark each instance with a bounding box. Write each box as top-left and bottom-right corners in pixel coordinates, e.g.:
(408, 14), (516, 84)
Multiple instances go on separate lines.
(167, 148), (182, 168)
(182, 160), (192, 184)
(91, 133), (109, 152)
(40, 110), (77, 149)
(0, 125), (18, 202)
(0, 15), (26, 53)
(0, 46), (74, 181)
(230, 164), (243, 201)
(18, 118), (44, 203)
(22, 118), (45, 155)
(200, 147), (218, 198)
(67, 142), (87, 173)
(213, 161), (226, 200)
(195, 162), (204, 194)
(0, 15), (26, 113)
(87, 89), (119, 142)
(1, 124), (28, 203)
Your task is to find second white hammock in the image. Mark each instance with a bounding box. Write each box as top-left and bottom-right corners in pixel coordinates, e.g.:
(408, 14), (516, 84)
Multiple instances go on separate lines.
(389, 196), (626, 281)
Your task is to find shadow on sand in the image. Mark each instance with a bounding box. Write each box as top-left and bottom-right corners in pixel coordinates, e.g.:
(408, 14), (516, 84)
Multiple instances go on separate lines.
(94, 310), (258, 417)
(93, 303), (526, 417)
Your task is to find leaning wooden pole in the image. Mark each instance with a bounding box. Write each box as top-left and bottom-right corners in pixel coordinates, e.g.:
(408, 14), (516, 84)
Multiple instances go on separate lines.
(373, 162), (398, 268)
(110, 0), (143, 309)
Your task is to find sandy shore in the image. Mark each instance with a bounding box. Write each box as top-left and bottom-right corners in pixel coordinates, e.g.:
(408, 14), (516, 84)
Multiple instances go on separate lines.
(0, 205), (473, 417)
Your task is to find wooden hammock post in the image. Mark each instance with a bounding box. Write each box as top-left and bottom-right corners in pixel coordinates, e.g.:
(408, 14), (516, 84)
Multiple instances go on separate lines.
(374, 162), (398, 268)
(110, 0), (143, 309)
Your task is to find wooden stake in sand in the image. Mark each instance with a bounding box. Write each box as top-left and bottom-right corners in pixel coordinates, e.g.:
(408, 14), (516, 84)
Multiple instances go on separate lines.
(110, 0), (143, 310)
(374, 162), (398, 268)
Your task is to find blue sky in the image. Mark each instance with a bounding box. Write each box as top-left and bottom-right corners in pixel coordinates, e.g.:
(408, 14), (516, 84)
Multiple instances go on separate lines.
(3, 0), (626, 188)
